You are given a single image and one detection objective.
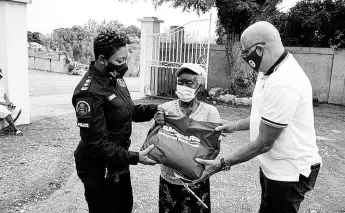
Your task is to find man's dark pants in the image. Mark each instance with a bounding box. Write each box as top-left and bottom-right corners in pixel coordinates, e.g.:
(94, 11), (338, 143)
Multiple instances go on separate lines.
(259, 164), (320, 213)
(75, 145), (133, 213)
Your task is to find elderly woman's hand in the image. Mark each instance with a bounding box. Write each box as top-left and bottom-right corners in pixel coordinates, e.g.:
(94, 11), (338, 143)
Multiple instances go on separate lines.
(154, 106), (165, 126)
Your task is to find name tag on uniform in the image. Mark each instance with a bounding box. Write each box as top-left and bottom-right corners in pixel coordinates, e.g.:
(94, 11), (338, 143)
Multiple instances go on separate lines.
(77, 122), (89, 128)
(108, 94), (116, 101)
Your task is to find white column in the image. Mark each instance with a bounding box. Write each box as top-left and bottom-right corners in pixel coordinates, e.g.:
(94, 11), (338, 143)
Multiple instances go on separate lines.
(137, 17), (164, 96)
(0, 0), (31, 129)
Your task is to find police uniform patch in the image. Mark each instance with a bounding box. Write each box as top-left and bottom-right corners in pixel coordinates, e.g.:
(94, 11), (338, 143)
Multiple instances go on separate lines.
(76, 99), (92, 118)
(117, 79), (127, 87)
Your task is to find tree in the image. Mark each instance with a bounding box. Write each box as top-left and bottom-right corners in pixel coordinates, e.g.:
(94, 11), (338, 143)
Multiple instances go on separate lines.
(272, 0), (345, 48)
(40, 19), (142, 64)
(27, 31), (43, 45)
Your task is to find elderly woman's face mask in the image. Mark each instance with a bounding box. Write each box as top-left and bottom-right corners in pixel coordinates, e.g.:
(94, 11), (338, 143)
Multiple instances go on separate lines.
(176, 74), (199, 103)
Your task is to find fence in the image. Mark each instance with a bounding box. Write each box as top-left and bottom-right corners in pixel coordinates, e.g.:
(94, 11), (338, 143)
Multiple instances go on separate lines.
(28, 56), (69, 74)
(207, 46), (345, 105)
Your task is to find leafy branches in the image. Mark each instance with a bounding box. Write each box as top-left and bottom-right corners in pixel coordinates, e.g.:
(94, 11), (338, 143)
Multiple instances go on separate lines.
(33, 20), (141, 64)
(272, 0), (345, 48)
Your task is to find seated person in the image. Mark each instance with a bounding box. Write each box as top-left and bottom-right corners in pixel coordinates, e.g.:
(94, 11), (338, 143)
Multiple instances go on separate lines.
(154, 63), (221, 213)
(0, 68), (23, 136)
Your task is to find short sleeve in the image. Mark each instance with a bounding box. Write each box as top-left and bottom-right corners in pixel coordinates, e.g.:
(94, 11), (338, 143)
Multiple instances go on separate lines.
(207, 105), (221, 123)
(261, 86), (300, 128)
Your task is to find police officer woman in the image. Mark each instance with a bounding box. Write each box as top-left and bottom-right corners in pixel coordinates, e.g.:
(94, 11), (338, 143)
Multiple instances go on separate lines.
(72, 30), (158, 213)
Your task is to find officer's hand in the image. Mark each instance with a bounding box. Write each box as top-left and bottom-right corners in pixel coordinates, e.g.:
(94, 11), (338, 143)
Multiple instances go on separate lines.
(139, 145), (157, 166)
(215, 121), (236, 136)
(154, 106), (164, 126)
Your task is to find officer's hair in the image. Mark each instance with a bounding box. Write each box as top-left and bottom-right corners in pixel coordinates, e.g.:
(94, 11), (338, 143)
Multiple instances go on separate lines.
(93, 29), (131, 60)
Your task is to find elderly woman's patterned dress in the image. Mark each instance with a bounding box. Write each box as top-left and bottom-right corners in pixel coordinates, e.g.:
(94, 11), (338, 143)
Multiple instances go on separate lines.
(158, 100), (221, 213)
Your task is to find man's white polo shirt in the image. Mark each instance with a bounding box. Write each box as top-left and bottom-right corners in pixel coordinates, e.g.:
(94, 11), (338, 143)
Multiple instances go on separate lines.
(250, 50), (322, 182)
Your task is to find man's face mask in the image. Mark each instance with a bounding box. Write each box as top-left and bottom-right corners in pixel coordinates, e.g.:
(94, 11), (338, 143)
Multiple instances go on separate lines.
(105, 61), (128, 78)
(242, 43), (265, 72)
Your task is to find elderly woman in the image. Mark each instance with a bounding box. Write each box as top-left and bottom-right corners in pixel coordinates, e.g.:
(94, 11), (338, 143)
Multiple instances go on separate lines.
(0, 68), (22, 136)
(154, 63), (221, 213)
(72, 30), (158, 213)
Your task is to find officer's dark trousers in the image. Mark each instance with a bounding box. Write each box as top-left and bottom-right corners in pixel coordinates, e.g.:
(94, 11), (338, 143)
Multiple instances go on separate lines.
(258, 163), (320, 213)
(75, 151), (133, 213)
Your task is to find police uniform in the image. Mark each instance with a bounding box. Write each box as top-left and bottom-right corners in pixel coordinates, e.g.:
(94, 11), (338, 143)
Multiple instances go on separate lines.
(72, 62), (157, 213)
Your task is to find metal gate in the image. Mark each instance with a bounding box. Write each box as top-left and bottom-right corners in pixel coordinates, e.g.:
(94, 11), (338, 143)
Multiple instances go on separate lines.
(145, 14), (212, 98)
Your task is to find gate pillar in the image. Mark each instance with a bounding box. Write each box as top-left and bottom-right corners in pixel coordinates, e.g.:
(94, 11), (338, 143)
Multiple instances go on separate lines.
(137, 17), (164, 96)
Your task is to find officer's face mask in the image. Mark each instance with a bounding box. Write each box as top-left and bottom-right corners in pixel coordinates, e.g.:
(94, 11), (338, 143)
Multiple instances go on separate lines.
(105, 61), (128, 78)
(242, 44), (265, 72)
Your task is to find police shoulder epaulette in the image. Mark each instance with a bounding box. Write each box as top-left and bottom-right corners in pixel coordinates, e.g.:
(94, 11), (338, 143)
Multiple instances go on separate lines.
(80, 76), (93, 91)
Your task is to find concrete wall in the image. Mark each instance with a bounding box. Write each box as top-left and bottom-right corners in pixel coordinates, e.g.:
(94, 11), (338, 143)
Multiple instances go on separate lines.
(126, 53), (140, 77)
(328, 49), (345, 105)
(287, 47), (334, 103)
(208, 45), (232, 90)
(207, 45), (345, 105)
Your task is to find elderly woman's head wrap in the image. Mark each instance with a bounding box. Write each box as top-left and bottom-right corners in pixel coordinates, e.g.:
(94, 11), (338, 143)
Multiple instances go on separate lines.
(175, 63), (206, 85)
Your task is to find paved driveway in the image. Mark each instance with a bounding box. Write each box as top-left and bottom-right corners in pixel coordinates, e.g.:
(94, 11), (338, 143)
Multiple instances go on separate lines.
(28, 70), (142, 122)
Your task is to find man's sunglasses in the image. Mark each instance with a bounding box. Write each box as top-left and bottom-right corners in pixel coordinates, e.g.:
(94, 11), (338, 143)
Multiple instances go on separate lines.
(241, 42), (266, 57)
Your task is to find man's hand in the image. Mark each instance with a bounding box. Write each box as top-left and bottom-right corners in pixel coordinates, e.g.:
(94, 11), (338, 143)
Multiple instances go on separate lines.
(215, 121), (236, 136)
(139, 145), (157, 165)
(154, 106), (164, 126)
(192, 158), (222, 184)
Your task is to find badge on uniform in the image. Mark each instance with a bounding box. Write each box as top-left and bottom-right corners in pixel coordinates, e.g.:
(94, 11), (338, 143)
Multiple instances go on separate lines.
(117, 78), (127, 88)
(107, 94), (116, 101)
(81, 76), (92, 90)
(76, 99), (92, 118)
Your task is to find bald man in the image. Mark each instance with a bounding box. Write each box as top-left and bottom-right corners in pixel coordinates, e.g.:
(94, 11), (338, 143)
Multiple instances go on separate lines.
(194, 21), (322, 213)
